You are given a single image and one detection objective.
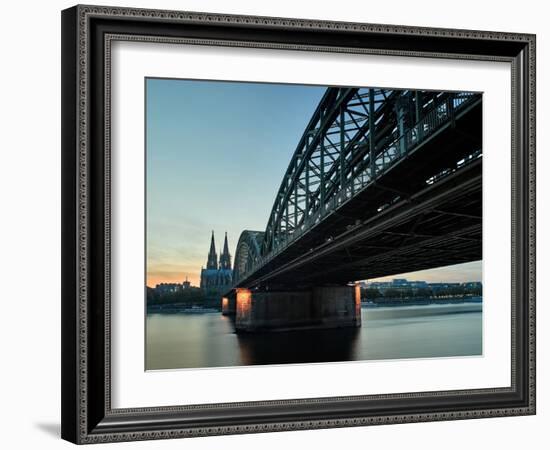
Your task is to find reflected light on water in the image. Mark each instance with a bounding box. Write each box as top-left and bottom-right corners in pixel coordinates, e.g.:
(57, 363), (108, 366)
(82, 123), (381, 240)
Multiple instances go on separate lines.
(236, 326), (360, 366)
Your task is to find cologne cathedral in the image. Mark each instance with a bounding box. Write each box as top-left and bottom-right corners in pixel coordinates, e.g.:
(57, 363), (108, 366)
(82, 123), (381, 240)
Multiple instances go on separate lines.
(199, 231), (233, 296)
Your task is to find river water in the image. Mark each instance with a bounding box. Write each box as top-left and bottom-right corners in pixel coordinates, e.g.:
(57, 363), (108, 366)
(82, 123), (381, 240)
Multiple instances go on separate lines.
(146, 302), (482, 370)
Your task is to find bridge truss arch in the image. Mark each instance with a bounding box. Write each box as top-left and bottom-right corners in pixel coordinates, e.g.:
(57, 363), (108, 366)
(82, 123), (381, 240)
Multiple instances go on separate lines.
(233, 230), (265, 285)
(231, 86), (481, 288)
(260, 87), (480, 257)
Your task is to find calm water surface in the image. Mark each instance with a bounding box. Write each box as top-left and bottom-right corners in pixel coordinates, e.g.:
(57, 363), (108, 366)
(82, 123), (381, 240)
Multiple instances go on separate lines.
(146, 303), (482, 370)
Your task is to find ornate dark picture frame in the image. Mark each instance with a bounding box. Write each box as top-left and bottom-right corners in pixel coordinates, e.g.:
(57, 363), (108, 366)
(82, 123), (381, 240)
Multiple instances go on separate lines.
(61, 4), (536, 444)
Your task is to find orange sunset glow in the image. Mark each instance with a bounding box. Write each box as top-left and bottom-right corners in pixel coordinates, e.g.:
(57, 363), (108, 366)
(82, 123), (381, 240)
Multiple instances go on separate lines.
(146, 266), (201, 288)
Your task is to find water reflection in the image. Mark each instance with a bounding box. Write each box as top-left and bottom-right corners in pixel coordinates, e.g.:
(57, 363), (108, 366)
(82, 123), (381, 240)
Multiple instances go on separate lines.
(146, 303), (482, 370)
(236, 326), (360, 366)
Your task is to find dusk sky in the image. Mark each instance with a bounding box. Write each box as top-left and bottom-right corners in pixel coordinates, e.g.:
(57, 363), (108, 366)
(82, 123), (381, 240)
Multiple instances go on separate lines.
(146, 78), (482, 287)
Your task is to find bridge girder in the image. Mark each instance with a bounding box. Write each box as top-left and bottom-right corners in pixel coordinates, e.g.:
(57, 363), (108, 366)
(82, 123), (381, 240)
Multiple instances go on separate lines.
(233, 86), (482, 287)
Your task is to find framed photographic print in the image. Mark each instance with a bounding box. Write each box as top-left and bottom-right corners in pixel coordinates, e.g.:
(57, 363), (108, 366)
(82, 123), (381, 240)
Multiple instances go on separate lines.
(61, 4), (536, 444)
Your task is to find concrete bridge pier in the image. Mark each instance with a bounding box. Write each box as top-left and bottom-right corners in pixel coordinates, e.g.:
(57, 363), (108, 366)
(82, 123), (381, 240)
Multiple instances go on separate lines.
(233, 284), (361, 332)
(221, 292), (236, 315)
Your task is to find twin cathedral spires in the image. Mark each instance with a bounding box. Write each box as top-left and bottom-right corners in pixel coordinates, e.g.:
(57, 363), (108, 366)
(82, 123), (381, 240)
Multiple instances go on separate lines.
(200, 231), (233, 293)
(206, 231), (232, 271)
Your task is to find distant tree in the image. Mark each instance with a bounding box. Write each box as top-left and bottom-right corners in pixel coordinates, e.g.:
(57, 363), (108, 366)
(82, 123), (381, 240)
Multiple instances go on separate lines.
(148, 287), (206, 307)
(362, 288), (382, 300)
(415, 287), (433, 298)
(384, 288), (401, 299)
(146, 286), (159, 304)
(449, 286), (465, 296)
(464, 285), (482, 296)
(431, 285), (467, 298)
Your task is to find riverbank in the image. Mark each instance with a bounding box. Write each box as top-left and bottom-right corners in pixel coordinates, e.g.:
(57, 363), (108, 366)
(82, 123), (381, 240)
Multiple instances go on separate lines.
(147, 304), (220, 314)
(362, 296), (482, 307)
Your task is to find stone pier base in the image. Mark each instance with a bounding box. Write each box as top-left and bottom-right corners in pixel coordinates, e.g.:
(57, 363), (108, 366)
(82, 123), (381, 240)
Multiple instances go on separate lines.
(234, 285), (361, 332)
(221, 293), (236, 315)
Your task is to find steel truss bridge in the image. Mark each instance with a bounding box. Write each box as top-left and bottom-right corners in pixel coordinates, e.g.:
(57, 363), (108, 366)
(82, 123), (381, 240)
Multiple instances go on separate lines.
(233, 87), (482, 290)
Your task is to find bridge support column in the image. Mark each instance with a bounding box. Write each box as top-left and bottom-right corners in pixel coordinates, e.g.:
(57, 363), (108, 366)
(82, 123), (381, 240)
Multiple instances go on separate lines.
(234, 285), (361, 332)
(221, 292), (236, 316)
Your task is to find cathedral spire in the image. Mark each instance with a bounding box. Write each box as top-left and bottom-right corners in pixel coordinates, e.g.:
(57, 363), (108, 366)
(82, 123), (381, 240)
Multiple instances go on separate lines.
(219, 232), (232, 270)
(206, 230), (218, 269)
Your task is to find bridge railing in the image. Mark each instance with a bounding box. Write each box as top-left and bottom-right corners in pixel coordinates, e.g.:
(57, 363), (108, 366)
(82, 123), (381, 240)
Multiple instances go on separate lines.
(235, 91), (480, 284)
(345, 92), (479, 201)
(312, 92), (479, 226)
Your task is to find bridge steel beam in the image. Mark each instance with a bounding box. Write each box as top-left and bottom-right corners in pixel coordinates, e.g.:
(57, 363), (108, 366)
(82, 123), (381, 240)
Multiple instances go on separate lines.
(259, 88), (479, 260)
(237, 157), (481, 289)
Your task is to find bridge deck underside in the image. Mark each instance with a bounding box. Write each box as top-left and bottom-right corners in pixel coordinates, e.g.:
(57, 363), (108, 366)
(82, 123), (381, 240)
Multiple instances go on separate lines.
(238, 102), (482, 288)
